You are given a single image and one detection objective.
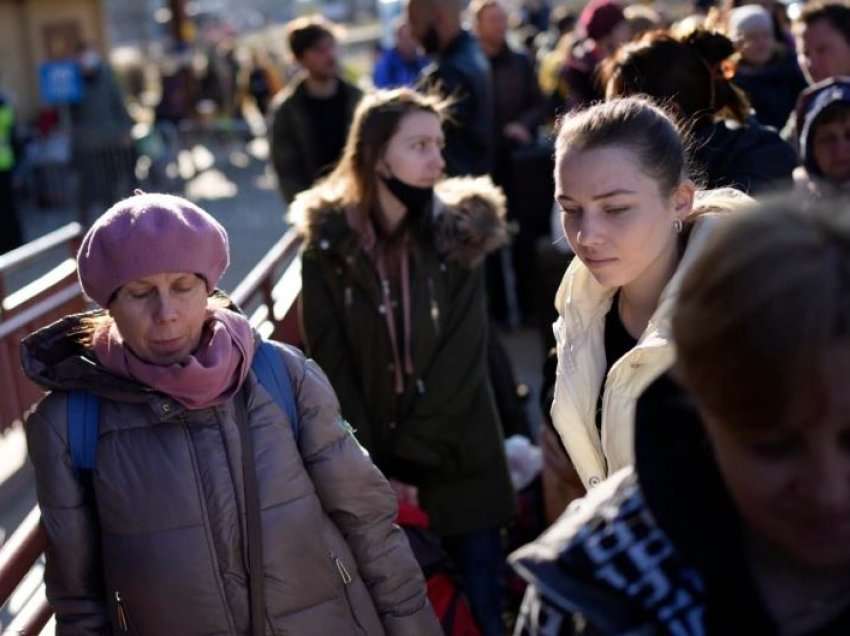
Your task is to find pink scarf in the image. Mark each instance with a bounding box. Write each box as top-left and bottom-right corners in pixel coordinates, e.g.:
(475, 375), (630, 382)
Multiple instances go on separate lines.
(93, 307), (256, 410)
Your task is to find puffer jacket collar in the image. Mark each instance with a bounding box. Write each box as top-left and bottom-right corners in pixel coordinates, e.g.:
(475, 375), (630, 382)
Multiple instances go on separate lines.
(20, 293), (261, 422)
(551, 213), (724, 488)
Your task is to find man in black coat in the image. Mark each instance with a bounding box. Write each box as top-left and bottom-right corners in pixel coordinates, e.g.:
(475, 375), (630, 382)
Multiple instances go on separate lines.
(408, 0), (495, 177)
(473, 0), (548, 322)
(268, 16), (362, 204)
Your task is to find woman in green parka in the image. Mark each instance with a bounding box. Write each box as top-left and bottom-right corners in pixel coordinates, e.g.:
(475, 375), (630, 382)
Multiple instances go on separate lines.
(293, 88), (515, 635)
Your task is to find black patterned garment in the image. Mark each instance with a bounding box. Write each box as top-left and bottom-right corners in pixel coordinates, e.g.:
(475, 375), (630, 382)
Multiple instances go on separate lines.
(510, 375), (850, 636)
(512, 470), (705, 636)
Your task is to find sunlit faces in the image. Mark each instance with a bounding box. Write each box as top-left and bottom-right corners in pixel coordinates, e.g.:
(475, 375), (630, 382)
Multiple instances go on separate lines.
(109, 273), (209, 366)
(794, 18), (850, 83)
(737, 25), (775, 66)
(297, 34), (338, 81)
(380, 110), (445, 186)
(811, 108), (850, 185)
(702, 347), (850, 569)
(555, 145), (691, 290)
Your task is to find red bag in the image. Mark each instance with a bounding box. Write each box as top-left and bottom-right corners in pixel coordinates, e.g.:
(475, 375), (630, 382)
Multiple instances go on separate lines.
(396, 502), (482, 636)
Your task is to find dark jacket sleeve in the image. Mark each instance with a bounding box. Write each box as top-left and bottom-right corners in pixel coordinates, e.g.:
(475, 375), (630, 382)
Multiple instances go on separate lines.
(299, 250), (376, 454)
(288, 350), (442, 636)
(270, 100), (309, 204)
(25, 394), (110, 636)
(735, 131), (797, 195)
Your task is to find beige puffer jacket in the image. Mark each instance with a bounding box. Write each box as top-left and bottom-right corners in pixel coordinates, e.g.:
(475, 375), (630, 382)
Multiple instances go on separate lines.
(22, 311), (441, 636)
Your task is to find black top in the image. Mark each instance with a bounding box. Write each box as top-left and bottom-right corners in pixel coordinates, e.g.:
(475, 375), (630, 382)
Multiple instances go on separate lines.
(303, 87), (349, 178)
(596, 294), (638, 432)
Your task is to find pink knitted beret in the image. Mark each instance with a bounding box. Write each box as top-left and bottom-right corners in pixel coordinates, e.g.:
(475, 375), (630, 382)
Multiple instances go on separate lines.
(77, 193), (230, 307)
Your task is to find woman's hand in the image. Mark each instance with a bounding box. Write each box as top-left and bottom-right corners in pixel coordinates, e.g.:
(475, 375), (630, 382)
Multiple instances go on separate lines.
(540, 425), (585, 523)
(541, 425), (579, 485)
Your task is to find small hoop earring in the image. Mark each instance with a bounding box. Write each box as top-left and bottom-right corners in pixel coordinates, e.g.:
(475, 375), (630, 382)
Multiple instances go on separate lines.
(673, 218), (684, 234)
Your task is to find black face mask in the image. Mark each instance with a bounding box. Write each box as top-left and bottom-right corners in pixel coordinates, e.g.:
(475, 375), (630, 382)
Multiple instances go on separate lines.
(381, 174), (434, 219)
(421, 24), (441, 55)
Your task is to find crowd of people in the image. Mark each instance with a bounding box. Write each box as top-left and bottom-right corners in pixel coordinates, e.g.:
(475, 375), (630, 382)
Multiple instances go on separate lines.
(13, 0), (850, 634)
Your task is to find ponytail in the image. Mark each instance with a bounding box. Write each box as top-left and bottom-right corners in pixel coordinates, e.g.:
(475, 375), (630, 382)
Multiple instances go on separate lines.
(683, 30), (751, 123)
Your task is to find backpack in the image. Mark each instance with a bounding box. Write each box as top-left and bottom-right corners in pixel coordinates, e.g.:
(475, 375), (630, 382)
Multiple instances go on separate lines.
(397, 501), (482, 636)
(67, 341), (299, 470)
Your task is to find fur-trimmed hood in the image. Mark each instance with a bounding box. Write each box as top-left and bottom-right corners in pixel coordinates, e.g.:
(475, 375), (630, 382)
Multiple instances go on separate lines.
(290, 176), (509, 268)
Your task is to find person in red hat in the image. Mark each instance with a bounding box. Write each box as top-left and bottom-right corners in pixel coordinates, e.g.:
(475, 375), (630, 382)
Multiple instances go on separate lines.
(561, 0), (630, 109)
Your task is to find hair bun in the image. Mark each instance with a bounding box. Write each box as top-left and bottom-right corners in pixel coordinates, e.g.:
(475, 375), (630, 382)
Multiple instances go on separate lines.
(682, 29), (735, 66)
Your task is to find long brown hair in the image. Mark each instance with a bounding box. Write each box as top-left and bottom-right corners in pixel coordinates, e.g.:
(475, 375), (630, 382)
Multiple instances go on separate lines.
(290, 88), (451, 227)
(673, 196), (850, 429)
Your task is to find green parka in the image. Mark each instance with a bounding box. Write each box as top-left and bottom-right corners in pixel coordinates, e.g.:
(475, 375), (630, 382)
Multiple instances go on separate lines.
(296, 177), (516, 536)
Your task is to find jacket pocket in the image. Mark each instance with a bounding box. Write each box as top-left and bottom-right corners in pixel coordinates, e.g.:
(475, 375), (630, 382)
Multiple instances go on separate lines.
(330, 553), (367, 635)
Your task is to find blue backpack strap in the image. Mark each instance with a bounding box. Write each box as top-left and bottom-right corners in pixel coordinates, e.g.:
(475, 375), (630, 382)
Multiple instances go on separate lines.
(67, 390), (100, 471)
(252, 341), (300, 440)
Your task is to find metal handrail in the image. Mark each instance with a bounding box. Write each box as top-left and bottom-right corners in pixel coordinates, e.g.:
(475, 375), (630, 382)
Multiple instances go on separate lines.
(0, 507), (47, 608)
(0, 224), (83, 275)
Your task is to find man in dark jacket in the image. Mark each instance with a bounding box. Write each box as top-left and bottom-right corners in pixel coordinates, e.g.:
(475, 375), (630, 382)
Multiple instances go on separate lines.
(474, 0), (547, 322)
(408, 0), (495, 176)
(268, 17), (362, 204)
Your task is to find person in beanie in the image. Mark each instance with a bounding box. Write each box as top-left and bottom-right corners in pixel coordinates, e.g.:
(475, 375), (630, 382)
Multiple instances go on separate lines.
(561, 0), (630, 109)
(729, 4), (807, 130)
(294, 88), (516, 636)
(21, 192), (440, 636)
(794, 77), (850, 197)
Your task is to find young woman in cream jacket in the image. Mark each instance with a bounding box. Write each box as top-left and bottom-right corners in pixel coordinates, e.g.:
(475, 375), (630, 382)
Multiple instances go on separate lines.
(541, 97), (752, 514)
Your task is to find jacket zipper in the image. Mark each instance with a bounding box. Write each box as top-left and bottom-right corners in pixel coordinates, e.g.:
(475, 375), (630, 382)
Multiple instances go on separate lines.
(333, 553), (353, 584)
(331, 553), (366, 633)
(115, 590), (129, 632)
(427, 277), (440, 334)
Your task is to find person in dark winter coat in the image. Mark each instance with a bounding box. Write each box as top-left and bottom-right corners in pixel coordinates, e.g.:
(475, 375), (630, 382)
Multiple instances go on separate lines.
(605, 29), (797, 195)
(794, 77), (850, 197)
(729, 5), (808, 130)
(269, 16), (362, 204)
(473, 0), (547, 323)
(23, 193), (440, 636)
(71, 44), (135, 225)
(511, 197), (850, 636)
(408, 0), (495, 176)
(294, 88), (516, 636)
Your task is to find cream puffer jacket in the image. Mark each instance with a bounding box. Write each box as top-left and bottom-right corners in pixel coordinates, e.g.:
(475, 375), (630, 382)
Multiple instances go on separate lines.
(551, 192), (749, 489)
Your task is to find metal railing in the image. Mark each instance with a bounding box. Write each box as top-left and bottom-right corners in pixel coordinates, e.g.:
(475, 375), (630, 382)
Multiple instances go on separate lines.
(0, 228), (304, 635)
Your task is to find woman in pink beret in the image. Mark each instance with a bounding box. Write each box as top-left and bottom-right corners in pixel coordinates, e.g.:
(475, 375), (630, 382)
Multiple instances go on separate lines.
(21, 192), (440, 636)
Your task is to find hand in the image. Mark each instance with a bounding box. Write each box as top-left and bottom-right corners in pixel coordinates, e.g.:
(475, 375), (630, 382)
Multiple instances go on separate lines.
(388, 479), (419, 507)
(503, 122), (533, 145)
(540, 425), (581, 490)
